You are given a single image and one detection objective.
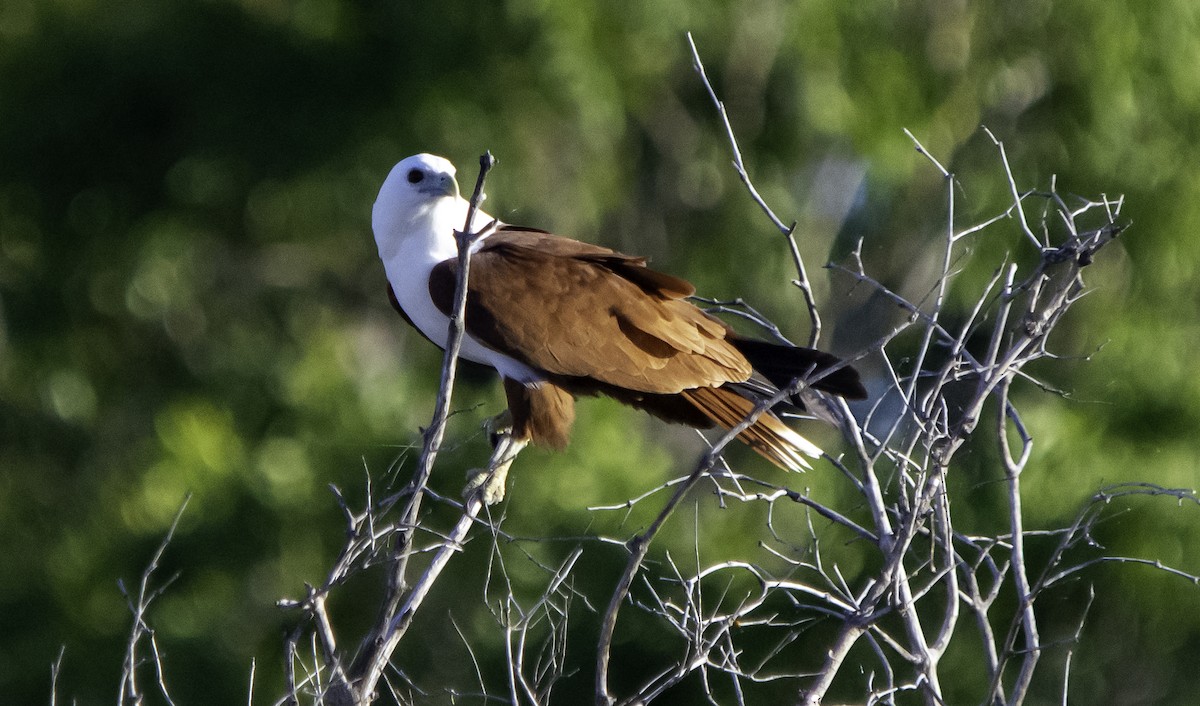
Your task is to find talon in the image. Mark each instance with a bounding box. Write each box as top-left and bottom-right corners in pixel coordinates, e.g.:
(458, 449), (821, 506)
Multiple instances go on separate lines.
(465, 465), (509, 506)
(462, 429), (528, 506)
(484, 410), (514, 447)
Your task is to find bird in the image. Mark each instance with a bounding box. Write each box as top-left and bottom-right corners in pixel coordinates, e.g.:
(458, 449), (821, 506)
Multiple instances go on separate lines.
(372, 153), (866, 503)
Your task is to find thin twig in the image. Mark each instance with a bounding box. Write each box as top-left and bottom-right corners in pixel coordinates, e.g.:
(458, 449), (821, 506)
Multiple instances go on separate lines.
(50, 646), (66, 706)
(687, 32), (823, 345)
(596, 381), (804, 705)
(118, 494), (190, 706)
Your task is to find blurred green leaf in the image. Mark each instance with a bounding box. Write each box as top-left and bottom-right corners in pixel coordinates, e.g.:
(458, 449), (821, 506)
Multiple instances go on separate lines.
(3, 0), (1200, 703)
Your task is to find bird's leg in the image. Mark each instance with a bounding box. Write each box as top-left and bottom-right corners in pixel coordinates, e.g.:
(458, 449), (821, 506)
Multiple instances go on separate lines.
(464, 410), (526, 505)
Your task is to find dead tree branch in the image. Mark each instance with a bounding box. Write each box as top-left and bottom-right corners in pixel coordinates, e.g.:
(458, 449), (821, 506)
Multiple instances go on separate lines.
(269, 39), (1194, 706)
(118, 494), (190, 706)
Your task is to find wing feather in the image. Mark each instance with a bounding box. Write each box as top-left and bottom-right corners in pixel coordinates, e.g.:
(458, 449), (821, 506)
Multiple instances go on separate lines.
(429, 226), (751, 393)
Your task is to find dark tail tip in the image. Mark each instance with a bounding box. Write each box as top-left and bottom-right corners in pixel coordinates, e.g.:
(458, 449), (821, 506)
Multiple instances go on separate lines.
(731, 337), (868, 400)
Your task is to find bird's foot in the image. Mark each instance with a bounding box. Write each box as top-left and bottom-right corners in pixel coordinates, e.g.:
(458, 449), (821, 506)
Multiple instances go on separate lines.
(464, 465), (510, 506)
(464, 428), (527, 506)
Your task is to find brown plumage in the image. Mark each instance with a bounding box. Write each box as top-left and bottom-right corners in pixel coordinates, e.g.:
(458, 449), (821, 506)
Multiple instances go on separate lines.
(394, 224), (867, 471)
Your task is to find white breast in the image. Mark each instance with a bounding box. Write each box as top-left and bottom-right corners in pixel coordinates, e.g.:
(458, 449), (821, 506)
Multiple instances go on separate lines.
(377, 197), (542, 384)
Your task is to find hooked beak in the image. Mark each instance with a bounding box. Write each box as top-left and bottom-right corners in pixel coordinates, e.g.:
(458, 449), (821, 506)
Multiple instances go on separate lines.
(419, 172), (460, 199)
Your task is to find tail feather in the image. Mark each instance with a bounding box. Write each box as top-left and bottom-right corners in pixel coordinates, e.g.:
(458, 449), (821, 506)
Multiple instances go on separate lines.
(681, 386), (821, 472)
(730, 337), (867, 401)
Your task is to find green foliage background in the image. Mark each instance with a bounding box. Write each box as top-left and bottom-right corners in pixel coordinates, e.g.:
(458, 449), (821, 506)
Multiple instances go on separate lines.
(2, 0), (1198, 703)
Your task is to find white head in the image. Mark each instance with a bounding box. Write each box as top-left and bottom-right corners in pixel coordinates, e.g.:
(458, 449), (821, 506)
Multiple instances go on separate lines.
(372, 153), (465, 257)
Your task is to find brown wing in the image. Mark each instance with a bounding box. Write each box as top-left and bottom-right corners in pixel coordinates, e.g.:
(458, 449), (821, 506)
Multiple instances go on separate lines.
(429, 226), (752, 393)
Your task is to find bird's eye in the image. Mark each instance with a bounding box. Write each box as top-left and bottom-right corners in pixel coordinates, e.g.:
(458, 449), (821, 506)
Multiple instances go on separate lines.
(406, 169), (424, 184)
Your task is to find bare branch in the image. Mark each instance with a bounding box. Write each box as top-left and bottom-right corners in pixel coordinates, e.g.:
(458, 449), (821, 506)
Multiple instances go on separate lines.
(353, 152), (499, 703)
(118, 494), (190, 706)
(50, 646), (66, 706)
(687, 32), (822, 346)
(265, 44), (1193, 706)
(596, 380), (806, 705)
